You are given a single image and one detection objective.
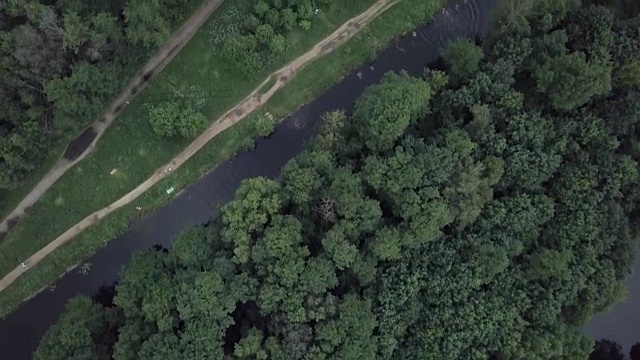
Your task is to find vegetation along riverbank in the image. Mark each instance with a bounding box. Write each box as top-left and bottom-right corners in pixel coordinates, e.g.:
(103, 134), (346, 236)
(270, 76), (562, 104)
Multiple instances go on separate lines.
(0, 0), (447, 317)
(35, 1), (640, 358)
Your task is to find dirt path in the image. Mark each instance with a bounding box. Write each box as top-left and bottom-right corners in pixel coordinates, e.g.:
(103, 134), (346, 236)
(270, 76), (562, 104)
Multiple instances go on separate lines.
(0, 0), (399, 293)
(0, 0), (225, 237)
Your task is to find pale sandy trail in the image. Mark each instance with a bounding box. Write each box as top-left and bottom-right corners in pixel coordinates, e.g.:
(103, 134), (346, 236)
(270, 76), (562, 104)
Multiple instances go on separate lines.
(0, 0), (399, 293)
(0, 0), (225, 236)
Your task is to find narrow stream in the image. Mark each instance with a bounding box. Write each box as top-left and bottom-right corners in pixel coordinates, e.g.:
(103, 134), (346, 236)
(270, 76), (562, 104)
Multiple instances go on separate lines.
(0, 0), (636, 358)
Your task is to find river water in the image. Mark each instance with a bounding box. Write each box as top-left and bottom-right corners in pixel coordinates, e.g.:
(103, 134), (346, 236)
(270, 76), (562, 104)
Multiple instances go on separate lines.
(583, 251), (640, 353)
(0, 0), (635, 358)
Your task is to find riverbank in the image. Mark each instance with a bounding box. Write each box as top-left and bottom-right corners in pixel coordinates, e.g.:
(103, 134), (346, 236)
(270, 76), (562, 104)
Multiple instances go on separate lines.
(0, 0), (452, 318)
(0, 2), (493, 357)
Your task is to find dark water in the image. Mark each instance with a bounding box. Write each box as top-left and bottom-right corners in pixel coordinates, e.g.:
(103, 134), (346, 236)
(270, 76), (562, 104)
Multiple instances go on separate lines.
(0, 0), (634, 358)
(583, 248), (640, 353)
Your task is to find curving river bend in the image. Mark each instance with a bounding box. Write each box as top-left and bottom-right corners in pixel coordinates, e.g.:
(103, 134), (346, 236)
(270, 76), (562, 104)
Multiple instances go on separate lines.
(0, 0), (636, 358)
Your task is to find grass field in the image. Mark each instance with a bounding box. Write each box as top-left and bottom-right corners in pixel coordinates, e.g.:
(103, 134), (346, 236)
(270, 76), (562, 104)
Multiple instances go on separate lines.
(0, 0), (447, 318)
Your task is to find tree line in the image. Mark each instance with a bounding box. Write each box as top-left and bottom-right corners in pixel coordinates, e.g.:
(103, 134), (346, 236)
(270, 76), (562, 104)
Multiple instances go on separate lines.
(34, 2), (640, 359)
(590, 339), (640, 360)
(0, 0), (199, 189)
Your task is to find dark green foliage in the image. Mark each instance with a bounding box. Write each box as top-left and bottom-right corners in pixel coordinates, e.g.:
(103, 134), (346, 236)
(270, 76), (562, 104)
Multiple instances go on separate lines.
(36, 5), (640, 360)
(0, 0), (200, 189)
(618, 59), (640, 87)
(442, 38), (485, 79)
(589, 340), (625, 360)
(147, 101), (206, 139)
(35, 297), (121, 360)
(632, 343), (640, 360)
(351, 71), (431, 153)
(221, 0), (331, 76)
(534, 51), (611, 110)
(586, 338), (640, 360)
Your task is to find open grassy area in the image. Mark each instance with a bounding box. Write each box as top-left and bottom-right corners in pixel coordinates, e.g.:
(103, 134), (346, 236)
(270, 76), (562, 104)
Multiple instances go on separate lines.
(0, 0), (447, 318)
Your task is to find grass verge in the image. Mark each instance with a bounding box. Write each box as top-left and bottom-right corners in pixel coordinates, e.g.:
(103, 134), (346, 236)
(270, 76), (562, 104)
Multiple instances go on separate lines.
(0, 0), (447, 318)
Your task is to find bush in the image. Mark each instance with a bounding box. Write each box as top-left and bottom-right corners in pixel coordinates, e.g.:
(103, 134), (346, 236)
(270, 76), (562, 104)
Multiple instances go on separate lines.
(442, 38), (484, 79)
(148, 102), (206, 138)
(255, 112), (275, 137)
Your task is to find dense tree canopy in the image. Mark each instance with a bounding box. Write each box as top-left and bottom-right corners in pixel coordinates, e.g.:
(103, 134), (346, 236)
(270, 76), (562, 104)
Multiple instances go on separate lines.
(35, 4), (640, 360)
(0, 0), (199, 189)
(222, 0), (330, 76)
(589, 339), (640, 360)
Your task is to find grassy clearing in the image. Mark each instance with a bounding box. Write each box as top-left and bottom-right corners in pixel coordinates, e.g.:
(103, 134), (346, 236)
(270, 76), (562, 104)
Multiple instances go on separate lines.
(0, 0), (447, 318)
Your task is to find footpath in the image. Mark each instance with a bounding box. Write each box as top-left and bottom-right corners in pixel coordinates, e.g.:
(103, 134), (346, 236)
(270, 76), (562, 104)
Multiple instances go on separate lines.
(0, 0), (225, 236)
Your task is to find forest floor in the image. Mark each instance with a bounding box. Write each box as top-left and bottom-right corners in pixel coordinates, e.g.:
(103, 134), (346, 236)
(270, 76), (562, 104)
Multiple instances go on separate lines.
(0, 0), (225, 237)
(0, 0), (399, 294)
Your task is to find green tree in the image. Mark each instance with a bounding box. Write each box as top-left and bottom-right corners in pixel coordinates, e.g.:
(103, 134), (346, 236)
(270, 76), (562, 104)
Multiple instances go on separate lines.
(534, 52), (611, 110)
(35, 297), (120, 360)
(62, 11), (89, 53)
(588, 339), (625, 360)
(147, 102), (205, 138)
(351, 71), (431, 153)
(123, 0), (172, 47)
(147, 101), (182, 137)
(618, 59), (640, 87)
(442, 38), (485, 79)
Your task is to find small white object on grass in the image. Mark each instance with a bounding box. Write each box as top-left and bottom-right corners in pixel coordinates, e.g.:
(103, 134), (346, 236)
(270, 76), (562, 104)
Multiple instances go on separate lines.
(110, 168), (118, 175)
(166, 187), (174, 194)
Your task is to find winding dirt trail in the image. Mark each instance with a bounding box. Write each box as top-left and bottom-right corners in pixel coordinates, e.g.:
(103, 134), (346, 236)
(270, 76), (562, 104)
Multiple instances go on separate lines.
(0, 0), (225, 237)
(0, 0), (399, 293)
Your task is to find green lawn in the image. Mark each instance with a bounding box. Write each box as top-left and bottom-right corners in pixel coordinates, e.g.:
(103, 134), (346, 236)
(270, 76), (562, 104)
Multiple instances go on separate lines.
(0, 0), (447, 318)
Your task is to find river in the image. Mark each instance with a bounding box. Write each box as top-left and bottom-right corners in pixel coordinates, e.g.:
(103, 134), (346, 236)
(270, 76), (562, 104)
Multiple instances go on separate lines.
(0, 0), (636, 358)
(583, 250), (640, 353)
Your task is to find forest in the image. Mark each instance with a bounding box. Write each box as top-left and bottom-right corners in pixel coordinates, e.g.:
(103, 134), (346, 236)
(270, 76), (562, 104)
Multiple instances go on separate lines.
(0, 0), (199, 190)
(34, 1), (640, 360)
